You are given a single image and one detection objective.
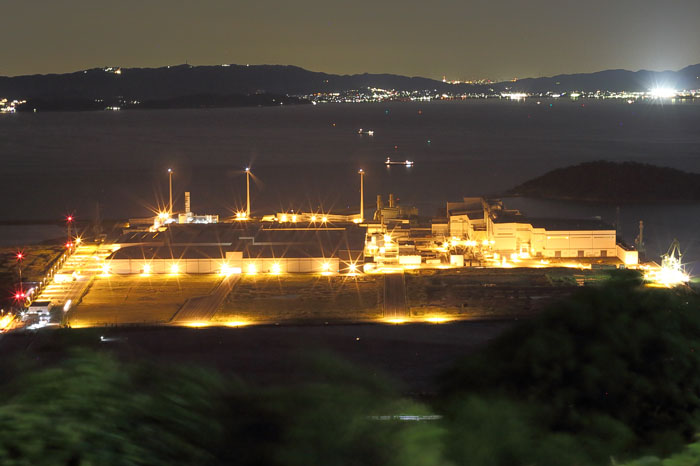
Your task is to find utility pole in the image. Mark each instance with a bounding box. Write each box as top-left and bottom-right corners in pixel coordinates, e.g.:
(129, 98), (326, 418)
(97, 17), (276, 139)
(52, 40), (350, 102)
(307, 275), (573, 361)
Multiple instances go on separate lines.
(168, 168), (173, 216)
(66, 214), (74, 248)
(634, 220), (645, 258)
(245, 167), (251, 218)
(358, 169), (365, 222)
(16, 251), (24, 298)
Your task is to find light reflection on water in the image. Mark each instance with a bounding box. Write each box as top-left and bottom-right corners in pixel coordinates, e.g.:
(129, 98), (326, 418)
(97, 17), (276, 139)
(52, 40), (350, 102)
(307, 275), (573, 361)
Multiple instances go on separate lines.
(0, 100), (698, 261)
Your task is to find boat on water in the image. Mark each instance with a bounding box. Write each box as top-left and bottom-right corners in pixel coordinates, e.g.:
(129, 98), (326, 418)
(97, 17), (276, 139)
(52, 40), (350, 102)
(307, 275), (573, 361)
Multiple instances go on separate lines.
(357, 128), (374, 136)
(385, 157), (414, 167)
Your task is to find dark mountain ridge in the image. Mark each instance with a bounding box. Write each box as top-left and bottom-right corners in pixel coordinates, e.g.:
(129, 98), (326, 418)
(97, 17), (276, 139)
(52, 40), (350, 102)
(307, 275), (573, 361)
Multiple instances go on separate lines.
(1, 63), (699, 101)
(509, 64), (700, 93)
(0, 64), (469, 101)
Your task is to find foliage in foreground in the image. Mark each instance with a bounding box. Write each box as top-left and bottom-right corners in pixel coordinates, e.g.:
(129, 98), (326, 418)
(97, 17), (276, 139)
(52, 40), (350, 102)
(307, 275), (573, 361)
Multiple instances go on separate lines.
(441, 273), (700, 464)
(0, 351), (448, 466)
(622, 439), (700, 465)
(1, 272), (699, 466)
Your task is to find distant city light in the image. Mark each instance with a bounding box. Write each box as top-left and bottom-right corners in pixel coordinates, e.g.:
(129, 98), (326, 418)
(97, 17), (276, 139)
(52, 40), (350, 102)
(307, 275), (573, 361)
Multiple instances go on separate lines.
(270, 263), (281, 274)
(502, 92), (527, 100)
(170, 264), (179, 274)
(650, 87), (677, 98)
(247, 264), (257, 275)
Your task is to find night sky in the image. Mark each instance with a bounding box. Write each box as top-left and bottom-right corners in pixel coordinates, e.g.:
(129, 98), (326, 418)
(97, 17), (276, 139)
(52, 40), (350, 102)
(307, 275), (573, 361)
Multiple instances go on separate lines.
(2, 0), (699, 80)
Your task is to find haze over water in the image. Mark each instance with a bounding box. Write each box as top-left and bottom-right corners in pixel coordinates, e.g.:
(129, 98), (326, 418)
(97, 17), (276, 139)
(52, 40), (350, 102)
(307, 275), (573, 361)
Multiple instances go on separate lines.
(1, 99), (699, 266)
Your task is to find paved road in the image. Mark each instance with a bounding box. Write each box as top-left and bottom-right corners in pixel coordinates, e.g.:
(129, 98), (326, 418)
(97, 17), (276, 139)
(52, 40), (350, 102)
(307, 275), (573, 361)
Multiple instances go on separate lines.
(37, 244), (113, 311)
(383, 272), (408, 319)
(171, 274), (240, 323)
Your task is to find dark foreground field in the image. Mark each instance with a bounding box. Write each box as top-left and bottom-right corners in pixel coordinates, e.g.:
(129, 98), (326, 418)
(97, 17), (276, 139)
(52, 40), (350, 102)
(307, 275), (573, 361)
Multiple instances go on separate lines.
(2, 276), (699, 465)
(0, 321), (512, 394)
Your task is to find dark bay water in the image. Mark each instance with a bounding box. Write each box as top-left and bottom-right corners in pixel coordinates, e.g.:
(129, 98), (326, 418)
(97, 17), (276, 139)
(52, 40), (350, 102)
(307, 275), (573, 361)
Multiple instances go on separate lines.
(1, 99), (699, 265)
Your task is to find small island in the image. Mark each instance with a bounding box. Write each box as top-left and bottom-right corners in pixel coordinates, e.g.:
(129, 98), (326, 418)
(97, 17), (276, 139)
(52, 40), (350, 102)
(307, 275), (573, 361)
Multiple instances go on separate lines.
(506, 161), (700, 202)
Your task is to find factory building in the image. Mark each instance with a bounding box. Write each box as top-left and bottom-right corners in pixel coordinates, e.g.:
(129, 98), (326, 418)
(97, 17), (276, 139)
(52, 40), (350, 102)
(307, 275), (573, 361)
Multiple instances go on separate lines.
(446, 197), (488, 240)
(177, 191), (219, 224)
(489, 214), (616, 258)
(107, 246), (341, 274)
(446, 197), (637, 263)
(107, 222), (363, 274)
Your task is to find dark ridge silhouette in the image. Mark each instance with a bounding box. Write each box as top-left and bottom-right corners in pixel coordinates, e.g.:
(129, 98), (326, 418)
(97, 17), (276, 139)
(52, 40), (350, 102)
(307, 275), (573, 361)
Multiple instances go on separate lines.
(0, 64), (467, 101)
(506, 161), (700, 202)
(506, 63), (700, 92)
(1, 63), (699, 102)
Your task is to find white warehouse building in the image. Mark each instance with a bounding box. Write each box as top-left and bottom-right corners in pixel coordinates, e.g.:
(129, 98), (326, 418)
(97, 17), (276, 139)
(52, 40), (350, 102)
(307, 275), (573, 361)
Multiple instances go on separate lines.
(488, 214), (616, 258)
(446, 197), (637, 263)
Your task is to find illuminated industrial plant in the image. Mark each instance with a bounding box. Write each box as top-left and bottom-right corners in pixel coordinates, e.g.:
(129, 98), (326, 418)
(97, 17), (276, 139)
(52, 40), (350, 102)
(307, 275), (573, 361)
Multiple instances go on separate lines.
(644, 240), (690, 287)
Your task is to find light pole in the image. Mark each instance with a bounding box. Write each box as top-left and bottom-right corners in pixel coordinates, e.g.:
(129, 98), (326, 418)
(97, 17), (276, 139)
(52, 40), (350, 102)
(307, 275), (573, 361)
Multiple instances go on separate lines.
(16, 251), (24, 298)
(358, 169), (365, 222)
(245, 167), (251, 218)
(66, 215), (74, 248)
(167, 168), (173, 216)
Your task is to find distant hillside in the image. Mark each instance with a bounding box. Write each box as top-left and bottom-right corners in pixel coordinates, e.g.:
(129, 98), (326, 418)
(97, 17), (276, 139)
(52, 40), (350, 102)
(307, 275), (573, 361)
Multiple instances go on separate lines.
(0, 63), (698, 102)
(507, 64), (700, 93)
(0, 64), (468, 101)
(506, 161), (700, 202)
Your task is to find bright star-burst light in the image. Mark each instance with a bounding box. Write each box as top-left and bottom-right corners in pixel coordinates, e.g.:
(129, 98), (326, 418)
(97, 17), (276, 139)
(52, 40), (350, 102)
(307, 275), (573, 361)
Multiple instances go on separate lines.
(650, 87), (677, 98)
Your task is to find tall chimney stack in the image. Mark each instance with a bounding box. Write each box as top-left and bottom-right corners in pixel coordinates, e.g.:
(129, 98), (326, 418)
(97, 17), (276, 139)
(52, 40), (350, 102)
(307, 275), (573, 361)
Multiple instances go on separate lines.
(185, 191), (191, 214)
(389, 193), (395, 208)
